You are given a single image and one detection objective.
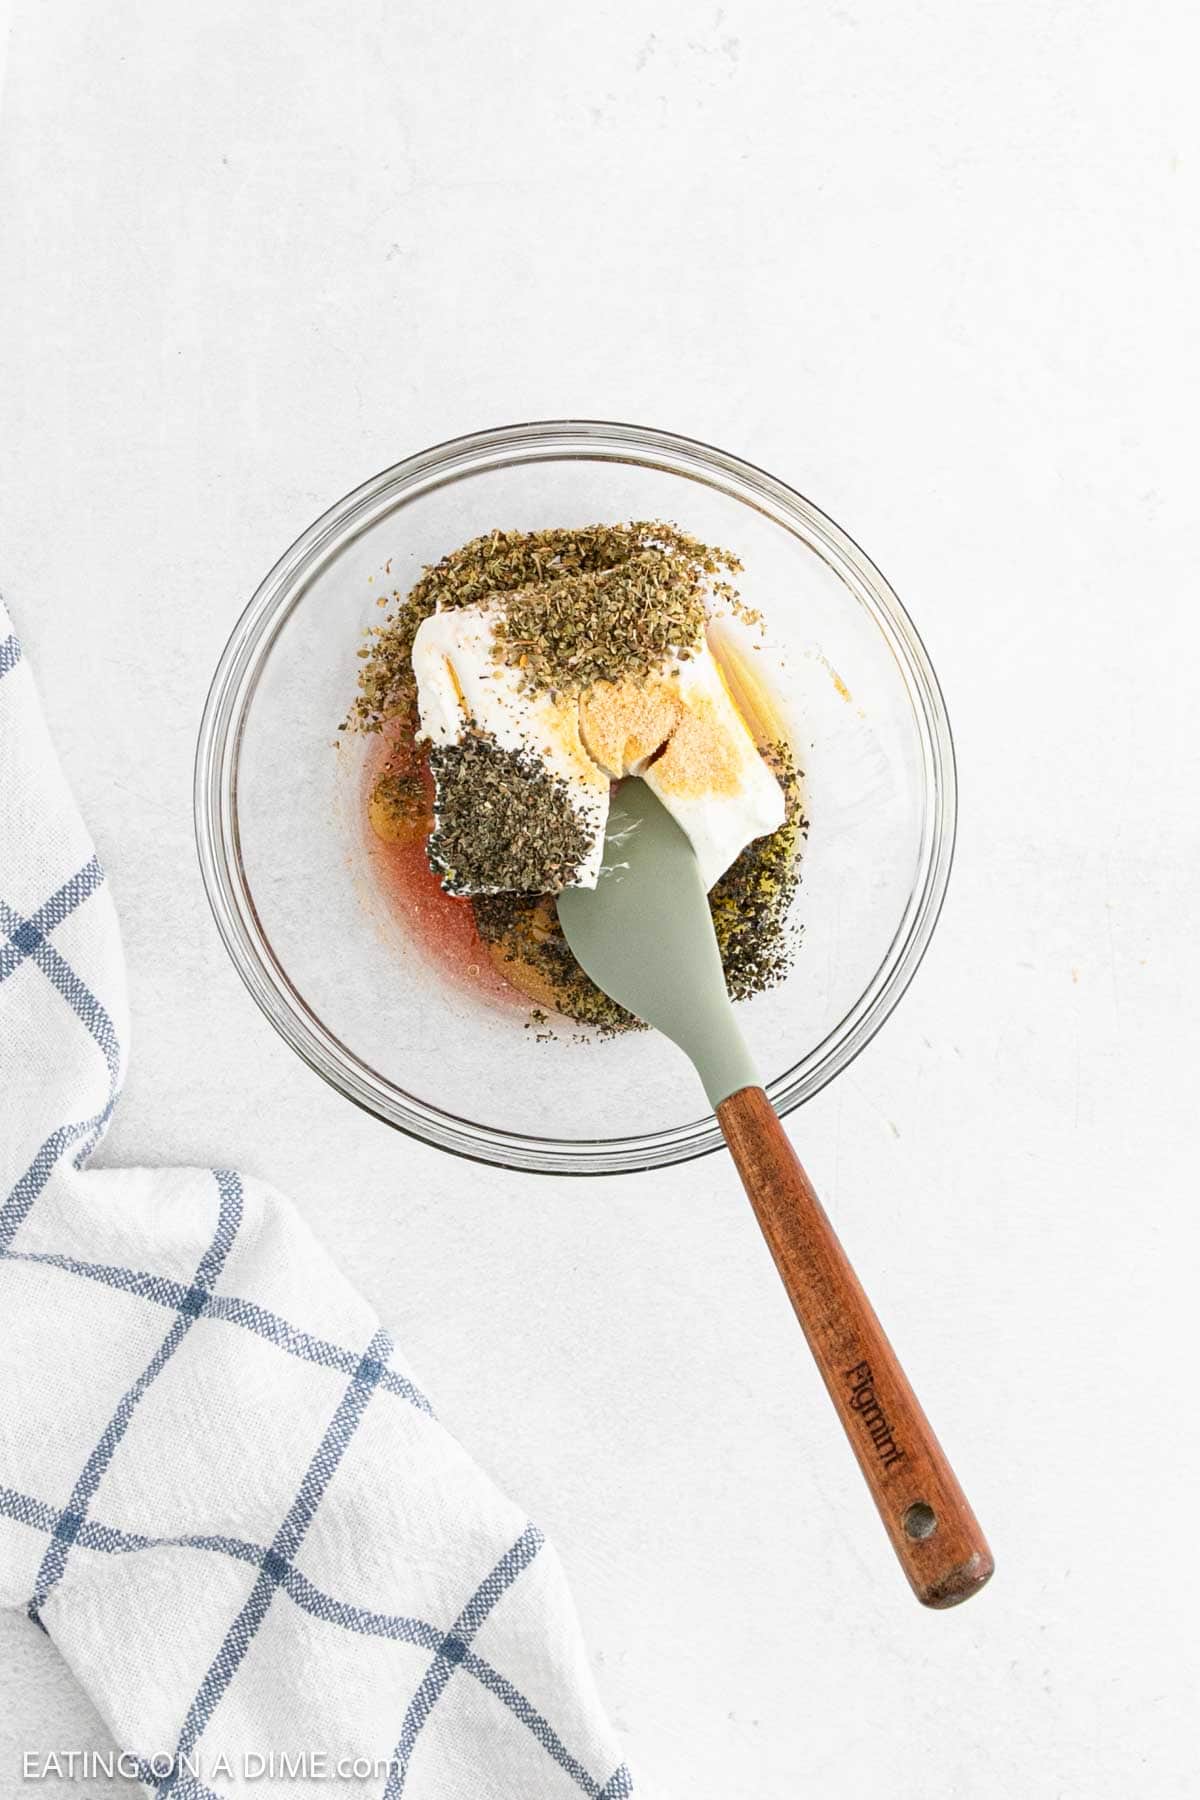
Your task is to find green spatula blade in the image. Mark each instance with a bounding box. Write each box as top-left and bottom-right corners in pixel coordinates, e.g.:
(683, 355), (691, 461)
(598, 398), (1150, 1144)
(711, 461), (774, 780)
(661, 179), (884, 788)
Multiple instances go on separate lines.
(557, 779), (760, 1108)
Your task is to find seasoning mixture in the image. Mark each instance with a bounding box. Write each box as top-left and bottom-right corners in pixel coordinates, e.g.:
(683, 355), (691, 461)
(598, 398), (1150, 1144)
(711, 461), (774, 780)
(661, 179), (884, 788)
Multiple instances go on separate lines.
(343, 522), (807, 1034)
(344, 522), (742, 735)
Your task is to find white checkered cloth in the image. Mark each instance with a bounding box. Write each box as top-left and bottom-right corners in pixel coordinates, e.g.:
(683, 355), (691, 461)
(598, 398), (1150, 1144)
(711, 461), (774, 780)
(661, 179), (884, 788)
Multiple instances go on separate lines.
(0, 601), (638, 1800)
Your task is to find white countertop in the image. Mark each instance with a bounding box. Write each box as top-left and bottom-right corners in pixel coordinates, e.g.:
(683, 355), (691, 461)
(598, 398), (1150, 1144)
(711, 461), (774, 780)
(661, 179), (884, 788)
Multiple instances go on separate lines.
(1, 2), (1197, 1795)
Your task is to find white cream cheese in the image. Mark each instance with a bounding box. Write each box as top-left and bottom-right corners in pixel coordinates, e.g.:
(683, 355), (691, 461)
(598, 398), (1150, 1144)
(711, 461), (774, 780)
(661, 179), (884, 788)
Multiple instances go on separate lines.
(636, 646), (786, 890)
(411, 605), (611, 888)
(412, 600), (786, 895)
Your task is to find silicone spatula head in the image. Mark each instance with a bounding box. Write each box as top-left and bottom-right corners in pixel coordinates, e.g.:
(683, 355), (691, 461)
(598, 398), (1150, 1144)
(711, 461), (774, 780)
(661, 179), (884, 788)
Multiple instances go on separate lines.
(557, 779), (760, 1107)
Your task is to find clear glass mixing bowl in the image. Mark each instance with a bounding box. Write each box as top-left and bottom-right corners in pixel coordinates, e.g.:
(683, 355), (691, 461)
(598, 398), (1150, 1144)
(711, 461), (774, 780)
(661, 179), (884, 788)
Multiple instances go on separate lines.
(195, 421), (955, 1174)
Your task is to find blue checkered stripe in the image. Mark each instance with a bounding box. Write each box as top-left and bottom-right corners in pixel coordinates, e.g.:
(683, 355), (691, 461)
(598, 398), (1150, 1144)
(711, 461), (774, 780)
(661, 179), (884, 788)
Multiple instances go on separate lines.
(0, 628), (632, 1798)
(0, 850), (123, 1248)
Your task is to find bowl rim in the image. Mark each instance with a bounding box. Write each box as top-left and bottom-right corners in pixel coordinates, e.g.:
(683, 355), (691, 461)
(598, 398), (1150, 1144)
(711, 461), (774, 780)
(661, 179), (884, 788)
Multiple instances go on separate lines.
(194, 418), (957, 1175)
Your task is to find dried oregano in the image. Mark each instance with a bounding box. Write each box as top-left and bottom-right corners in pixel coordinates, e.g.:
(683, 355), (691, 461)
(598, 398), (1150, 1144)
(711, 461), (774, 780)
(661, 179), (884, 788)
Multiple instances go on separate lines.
(343, 521), (743, 732)
(470, 892), (642, 1036)
(708, 742), (808, 1001)
(492, 550), (707, 698)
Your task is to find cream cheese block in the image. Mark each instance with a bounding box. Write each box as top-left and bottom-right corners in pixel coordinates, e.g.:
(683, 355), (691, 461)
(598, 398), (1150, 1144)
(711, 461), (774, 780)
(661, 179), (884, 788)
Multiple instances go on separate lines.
(412, 600), (785, 894)
(411, 605), (611, 889)
(579, 641), (786, 889)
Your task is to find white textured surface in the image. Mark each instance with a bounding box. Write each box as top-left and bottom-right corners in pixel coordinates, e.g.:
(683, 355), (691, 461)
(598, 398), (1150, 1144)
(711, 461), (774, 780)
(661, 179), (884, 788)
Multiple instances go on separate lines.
(0, 2), (1196, 1796)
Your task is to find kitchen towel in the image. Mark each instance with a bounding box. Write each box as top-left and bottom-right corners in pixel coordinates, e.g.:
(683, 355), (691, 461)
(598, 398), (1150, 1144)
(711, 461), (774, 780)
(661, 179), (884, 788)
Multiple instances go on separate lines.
(0, 598), (637, 1800)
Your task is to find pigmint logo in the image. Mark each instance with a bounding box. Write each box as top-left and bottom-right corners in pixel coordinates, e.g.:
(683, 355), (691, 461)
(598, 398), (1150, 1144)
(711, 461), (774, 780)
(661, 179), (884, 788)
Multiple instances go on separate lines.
(844, 1361), (905, 1468)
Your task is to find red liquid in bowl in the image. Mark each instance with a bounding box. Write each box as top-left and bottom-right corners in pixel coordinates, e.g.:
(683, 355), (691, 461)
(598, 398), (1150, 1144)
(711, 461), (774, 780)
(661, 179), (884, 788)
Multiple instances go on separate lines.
(361, 729), (524, 1011)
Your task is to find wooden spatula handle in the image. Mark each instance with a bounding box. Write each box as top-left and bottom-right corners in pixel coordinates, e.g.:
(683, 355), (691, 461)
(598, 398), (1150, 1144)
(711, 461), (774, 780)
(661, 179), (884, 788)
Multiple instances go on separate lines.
(717, 1085), (993, 1608)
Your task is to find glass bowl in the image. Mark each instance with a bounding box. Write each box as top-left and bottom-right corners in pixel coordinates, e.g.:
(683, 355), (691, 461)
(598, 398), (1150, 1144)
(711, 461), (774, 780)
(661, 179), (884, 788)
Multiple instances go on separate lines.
(195, 421), (955, 1175)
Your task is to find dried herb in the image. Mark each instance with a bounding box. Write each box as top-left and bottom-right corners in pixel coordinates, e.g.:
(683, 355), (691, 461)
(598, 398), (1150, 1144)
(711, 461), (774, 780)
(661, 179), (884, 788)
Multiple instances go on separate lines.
(426, 728), (592, 896)
(708, 742), (808, 999)
(470, 745), (807, 1034)
(492, 550), (708, 698)
(343, 521), (743, 733)
(471, 892), (642, 1036)
(367, 765), (432, 844)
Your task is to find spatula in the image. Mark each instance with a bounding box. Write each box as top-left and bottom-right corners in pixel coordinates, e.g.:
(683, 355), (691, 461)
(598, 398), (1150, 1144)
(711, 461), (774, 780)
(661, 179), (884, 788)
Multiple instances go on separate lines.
(558, 778), (993, 1608)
